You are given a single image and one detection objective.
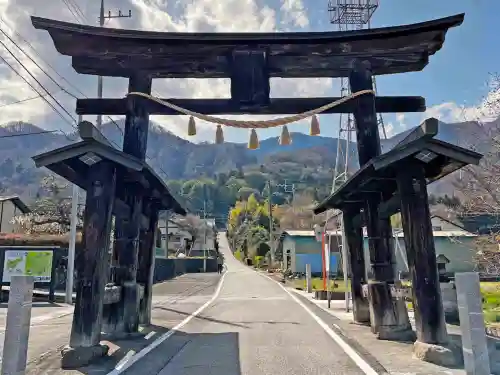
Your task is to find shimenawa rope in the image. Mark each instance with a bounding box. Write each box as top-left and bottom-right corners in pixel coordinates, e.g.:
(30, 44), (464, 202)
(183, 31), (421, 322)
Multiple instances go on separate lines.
(127, 89), (374, 129)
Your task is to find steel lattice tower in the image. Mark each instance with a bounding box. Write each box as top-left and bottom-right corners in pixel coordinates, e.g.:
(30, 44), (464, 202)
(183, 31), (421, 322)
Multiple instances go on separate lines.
(328, 0), (387, 197)
(325, 0), (388, 311)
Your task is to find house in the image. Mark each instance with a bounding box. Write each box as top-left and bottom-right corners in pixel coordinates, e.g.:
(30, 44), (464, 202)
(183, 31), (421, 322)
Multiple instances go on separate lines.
(280, 215), (478, 277)
(279, 230), (340, 275)
(0, 196), (31, 233)
(189, 218), (217, 257)
(392, 215), (478, 275)
(156, 218), (192, 258)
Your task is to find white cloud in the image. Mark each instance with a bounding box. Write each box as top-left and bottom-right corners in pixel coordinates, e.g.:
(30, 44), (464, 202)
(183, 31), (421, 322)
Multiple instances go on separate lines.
(0, 0), (338, 142)
(418, 76), (500, 125)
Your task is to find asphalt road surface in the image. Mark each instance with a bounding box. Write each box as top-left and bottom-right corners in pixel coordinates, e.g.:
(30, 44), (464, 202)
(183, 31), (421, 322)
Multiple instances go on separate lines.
(118, 233), (372, 375)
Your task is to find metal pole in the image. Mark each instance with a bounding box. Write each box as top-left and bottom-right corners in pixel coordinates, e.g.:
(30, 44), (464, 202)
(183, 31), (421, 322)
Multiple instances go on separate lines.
(268, 180), (275, 265)
(165, 215), (169, 258)
(326, 233), (331, 308)
(66, 184), (78, 304)
(96, 0), (105, 130)
(203, 200), (207, 272)
(340, 214), (350, 312)
(66, 113), (81, 304)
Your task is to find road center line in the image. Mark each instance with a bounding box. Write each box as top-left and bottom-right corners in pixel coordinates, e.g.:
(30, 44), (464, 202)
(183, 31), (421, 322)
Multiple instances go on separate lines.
(106, 271), (228, 375)
(262, 273), (379, 375)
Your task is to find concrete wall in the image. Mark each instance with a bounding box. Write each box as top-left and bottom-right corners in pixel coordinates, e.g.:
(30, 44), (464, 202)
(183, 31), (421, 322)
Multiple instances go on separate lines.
(391, 236), (476, 275)
(153, 257), (217, 282)
(282, 231), (475, 277)
(0, 200), (19, 234)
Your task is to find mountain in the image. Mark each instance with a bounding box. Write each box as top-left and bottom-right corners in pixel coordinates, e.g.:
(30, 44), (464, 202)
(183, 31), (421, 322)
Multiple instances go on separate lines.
(0, 117), (496, 202)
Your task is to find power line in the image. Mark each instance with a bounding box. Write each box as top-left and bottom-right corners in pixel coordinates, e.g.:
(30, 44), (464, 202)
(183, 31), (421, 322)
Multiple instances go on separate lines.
(0, 90), (62, 108)
(2, 10), (169, 184)
(2, 19), (123, 137)
(0, 38), (77, 127)
(0, 130), (59, 139)
(0, 21), (125, 139)
(0, 54), (76, 140)
(67, 0), (88, 23)
(0, 26), (79, 100)
(0, 18), (86, 99)
(61, 0), (86, 24)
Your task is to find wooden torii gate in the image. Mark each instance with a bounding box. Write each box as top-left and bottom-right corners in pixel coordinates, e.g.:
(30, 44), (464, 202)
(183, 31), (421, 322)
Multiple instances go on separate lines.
(31, 12), (475, 367)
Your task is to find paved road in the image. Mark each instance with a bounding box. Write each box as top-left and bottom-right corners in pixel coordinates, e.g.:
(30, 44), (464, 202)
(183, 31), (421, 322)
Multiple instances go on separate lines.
(120, 233), (369, 375)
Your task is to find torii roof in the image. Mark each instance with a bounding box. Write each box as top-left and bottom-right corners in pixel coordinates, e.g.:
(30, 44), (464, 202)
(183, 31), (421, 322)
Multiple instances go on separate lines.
(31, 14), (464, 78)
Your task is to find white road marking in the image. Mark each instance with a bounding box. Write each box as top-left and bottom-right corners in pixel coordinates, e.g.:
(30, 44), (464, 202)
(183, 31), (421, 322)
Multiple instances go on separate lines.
(106, 271), (228, 375)
(115, 350), (136, 371)
(262, 273), (379, 375)
(144, 331), (156, 340)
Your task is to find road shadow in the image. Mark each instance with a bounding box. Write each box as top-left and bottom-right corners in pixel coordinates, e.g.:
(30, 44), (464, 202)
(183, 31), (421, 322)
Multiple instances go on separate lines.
(0, 302), (66, 309)
(27, 329), (242, 375)
(155, 306), (249, 328)
(155, 306), (301, 328)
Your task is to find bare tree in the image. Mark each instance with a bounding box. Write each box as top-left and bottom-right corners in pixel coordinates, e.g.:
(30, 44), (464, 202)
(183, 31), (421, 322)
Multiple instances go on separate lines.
(12, 175), (77, 234)
(453, 74), (500, 274)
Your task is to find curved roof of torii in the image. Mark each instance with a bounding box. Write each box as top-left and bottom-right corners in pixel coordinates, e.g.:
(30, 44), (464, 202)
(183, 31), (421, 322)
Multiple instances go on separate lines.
(31, 13), (464, 79)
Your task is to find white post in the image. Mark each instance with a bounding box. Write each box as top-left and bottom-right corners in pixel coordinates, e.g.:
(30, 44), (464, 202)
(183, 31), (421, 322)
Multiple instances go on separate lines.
(2, 276), (34, 375)
(325, 237), (331, 308)
(305, 264), (312, 293)
(340, 215), (350, 312)
(66, 184), (79, 304)
(455, 272), (491, 375)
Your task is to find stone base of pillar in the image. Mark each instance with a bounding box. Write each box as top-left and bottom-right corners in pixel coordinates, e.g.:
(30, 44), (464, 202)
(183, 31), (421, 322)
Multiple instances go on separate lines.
(368, 281), (415, 342)
(352, 296), (371, 325)
(413, 340), (462, 367)
(60, 344), (109, 369)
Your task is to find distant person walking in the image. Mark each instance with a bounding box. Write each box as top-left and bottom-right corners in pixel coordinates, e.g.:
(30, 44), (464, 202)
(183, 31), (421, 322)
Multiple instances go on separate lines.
(217, 253), (224, 274)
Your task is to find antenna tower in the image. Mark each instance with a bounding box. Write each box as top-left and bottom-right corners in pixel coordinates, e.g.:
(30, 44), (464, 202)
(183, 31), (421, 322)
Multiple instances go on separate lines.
(326, 0), (388, 311)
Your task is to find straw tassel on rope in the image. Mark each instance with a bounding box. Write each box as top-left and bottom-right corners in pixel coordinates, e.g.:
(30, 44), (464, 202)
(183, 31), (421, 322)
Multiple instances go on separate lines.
(279, 125), (292, 146)
(187, 116), (196, 136)
(215, 125), (224, 144)
(310, 115), (320, 136)
(248, 129), (259, 150)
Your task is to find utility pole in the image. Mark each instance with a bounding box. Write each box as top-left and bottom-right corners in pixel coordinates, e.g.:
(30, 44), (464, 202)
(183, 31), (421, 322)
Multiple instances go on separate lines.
(202, 187), (208, 272)
(267, 180), (275, 265)
(66, 114), (82, 304)
(97, 0), (132, 129)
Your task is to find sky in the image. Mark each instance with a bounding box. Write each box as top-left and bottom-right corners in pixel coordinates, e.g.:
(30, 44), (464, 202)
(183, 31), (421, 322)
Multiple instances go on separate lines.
(0, 0), (497, 144)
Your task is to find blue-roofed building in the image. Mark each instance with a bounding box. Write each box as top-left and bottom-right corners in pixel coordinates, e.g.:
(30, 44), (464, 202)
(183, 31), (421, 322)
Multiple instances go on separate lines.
(279, 215), (478, 278)
(280, 230), (340, 276)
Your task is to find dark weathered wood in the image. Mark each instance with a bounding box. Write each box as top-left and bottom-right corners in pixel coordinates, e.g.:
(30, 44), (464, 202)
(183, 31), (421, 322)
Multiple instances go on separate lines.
(76, 96), (426, 116)
(137, 199), (159, 325)
(231, 50), (270, 106)
(31, 14), (464, 78)
(71, 56), (429, 78)
(113, 181), (143, 334)
(70, 160), (116, 348)
(349, 60), (382, 166)
(397, 162), (448, 345)
(343, 209), (370, 325)
(123, 74), (152, 161)
(364, 196), (394, 281)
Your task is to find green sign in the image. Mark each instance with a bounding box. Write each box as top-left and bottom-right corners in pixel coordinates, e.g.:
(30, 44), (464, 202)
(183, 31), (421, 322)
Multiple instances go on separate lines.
(2, 250), (53, 282)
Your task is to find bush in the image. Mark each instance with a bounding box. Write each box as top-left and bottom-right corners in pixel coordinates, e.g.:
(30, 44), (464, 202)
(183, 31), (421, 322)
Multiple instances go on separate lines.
(234, 250), (242, 261)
